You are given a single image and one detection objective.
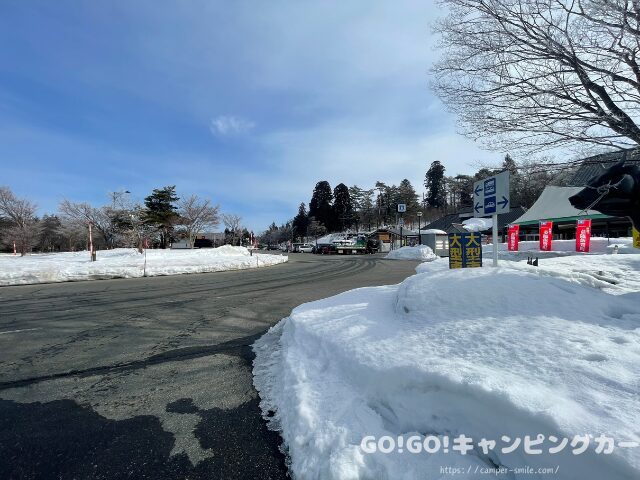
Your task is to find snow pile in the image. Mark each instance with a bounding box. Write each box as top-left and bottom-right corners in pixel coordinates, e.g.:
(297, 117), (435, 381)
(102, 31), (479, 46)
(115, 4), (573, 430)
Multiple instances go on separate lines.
(462, 217), (492, 232)
(0, 247), (287, 286)
(486, 237), (635, 256)
(502, 253), (640, 296)
(316, 233), (351, 245)
(385, 245), (437, 261)
(254, 256), (640, 479)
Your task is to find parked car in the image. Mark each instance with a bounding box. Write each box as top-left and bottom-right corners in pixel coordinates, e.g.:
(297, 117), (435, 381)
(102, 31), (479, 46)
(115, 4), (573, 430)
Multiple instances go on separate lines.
(298, 243), (314, 253)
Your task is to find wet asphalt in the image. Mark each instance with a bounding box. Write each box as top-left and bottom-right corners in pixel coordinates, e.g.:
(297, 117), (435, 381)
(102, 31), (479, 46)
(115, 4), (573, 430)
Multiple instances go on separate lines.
(0, 253), (419, 480)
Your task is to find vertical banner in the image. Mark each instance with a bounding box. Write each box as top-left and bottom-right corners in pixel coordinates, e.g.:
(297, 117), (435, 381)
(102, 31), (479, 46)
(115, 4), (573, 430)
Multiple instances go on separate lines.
(634, 228), (640, 249)
(575, 219), (592, 253)
(539, 221), (553, 251)
(507, 224), (520, 251)
(448, 232), (483, 269)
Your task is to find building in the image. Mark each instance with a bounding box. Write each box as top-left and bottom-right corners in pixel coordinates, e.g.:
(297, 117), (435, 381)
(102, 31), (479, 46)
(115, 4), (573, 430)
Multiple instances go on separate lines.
(510, 149), (638, 239)
(510, 186), (630, 240)
(421, 206), (527, 242)
(368, 227), (419, 252)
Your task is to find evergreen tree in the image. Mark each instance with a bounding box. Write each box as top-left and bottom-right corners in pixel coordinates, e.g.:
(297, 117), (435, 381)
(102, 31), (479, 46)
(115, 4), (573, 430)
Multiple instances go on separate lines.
(309, 181), (333, 231)
(452, 174), (474, 209)
(397, 179), (420, 217)
(333, 183), (353, 231)
(501, 154), (523, 208)
(292, 202), (309, 240)
(359, 189), (376, 231)
(143, 186), (179, 248)
(424, 161), (447, 209)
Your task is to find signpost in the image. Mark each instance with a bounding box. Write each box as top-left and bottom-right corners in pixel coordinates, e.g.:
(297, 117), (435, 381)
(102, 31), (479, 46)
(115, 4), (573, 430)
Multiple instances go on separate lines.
(397, 204), (406, 247)
(473, 171), (510, 267)
(448, 232), (483, 269)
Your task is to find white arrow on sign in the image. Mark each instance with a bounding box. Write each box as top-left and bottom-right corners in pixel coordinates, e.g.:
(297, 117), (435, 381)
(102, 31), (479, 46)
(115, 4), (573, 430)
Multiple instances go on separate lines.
(473, 171), (510, 218)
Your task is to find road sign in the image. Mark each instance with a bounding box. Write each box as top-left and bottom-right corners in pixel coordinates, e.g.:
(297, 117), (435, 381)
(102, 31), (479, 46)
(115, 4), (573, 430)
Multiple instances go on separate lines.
(448, 232), (483, 269)
(397, 203), (406, 213)
(473, 171), (510, 217)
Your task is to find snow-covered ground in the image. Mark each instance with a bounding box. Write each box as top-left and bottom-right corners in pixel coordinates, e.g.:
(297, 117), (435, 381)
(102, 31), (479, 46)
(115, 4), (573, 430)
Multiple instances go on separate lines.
(486, 237), (634, 256)
(0, 246), (287, 286)
(385, 245), (437, 262)
(254, 252), (640, 480)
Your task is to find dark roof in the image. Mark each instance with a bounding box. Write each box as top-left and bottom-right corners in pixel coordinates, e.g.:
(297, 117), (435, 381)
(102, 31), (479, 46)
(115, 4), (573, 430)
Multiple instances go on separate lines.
(421, 207), (527, 233)
(565, 148), (640, 187)
(422, 213), (459, 232)
(373, 227), (418, 237)
(497, 206), (527, 229)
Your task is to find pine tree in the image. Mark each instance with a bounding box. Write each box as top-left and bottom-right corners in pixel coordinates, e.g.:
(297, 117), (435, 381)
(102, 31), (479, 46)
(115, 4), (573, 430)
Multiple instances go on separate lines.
(333, 183), (353, 231)
(292, 202), (309, 241)
(424, 161), (447, 209)
(502, 154), (522, 208)
(309, 181), (333, 231)
(398, 179), (420, 216)
(143, 186), (179, 248)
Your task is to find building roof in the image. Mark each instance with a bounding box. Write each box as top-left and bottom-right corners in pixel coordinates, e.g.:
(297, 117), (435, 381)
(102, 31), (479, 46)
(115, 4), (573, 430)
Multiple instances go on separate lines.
(422, 206), (527, 233)
(512, 186), (609, 226)
(564, 148), (640, 187)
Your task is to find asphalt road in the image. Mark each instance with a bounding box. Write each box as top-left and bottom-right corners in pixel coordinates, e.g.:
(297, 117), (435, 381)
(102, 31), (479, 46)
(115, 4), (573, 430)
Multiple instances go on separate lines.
(0, 253), (420, 480)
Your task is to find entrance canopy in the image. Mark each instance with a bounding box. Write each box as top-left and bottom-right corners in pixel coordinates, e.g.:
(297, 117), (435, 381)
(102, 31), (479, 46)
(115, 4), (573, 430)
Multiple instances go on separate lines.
(512, 186), (610, 226)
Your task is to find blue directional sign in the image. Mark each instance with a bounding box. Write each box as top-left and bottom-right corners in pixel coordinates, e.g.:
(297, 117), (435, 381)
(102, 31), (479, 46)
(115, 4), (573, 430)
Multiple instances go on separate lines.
(484, 178), (496, 196)
(473, 171), (510, 217)
(484, 196), (496, 214)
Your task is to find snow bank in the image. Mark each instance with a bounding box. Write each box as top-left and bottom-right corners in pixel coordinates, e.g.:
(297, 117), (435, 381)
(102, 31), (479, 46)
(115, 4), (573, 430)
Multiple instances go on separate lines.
(486, 237), (635, 256)
(385, 245), (437, 261)
(462, 217), (492, 232)
(254, 255), (640, 480)
(0, 247), (287, 286)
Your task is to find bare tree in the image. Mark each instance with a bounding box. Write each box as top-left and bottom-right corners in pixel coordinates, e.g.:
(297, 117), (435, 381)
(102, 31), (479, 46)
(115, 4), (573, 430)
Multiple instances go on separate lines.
(432, 0), (640, 155)
(178, 195), (221, 248)
(59, 199), (115, 248)
(0, 187), (39, 255)
(222, 213), (242, 246)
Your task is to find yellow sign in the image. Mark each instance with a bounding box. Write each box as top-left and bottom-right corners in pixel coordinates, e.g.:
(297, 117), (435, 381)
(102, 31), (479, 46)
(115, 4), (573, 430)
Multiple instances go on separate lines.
(633, 228), (640, 249)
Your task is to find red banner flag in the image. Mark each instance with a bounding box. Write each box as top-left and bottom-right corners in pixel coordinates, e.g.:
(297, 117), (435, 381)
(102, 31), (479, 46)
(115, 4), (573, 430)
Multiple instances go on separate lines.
(539, 221), (553, 251)
(508, 224), (520, 251)
(576, 219), (592, 253)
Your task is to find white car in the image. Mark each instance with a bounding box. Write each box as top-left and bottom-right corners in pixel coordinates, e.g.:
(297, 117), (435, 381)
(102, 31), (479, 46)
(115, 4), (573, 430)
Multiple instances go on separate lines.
(298, 243), (314, 253)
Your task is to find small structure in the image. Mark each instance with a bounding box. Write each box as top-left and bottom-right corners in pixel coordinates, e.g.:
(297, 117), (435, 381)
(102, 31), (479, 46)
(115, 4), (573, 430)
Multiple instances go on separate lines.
(420, 229), (449, 257)
(422, 207), (527, 242)
(369, 227), (419, 252)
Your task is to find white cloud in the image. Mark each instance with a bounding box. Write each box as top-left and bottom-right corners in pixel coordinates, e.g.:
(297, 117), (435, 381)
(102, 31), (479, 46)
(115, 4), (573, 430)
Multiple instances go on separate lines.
(210, 115), (255, 136)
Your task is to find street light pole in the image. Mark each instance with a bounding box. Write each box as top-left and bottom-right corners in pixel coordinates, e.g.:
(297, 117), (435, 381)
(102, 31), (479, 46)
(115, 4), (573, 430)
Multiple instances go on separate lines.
(88, 222), (94, 260)
(417, 211), (423, 245)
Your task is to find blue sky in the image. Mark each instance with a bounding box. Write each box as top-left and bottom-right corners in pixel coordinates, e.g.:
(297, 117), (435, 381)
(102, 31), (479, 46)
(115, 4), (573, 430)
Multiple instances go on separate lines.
(0, 1), (497, 231)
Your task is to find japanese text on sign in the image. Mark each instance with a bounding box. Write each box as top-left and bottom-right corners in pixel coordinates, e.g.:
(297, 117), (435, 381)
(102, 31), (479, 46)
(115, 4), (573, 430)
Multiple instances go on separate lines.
(448, 232), (483, 269)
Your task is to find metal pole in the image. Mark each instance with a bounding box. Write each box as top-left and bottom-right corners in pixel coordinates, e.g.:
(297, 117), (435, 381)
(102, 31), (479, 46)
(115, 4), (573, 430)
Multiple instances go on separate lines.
(418, 215), (421, 244)
(88, 222), (94, 259)
(492, 213), (498, 267)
